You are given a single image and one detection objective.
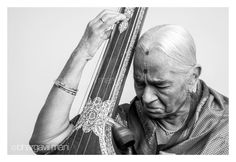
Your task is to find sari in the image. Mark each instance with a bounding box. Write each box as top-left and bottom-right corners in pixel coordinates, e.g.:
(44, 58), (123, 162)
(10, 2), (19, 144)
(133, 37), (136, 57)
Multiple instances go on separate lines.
(115, 80), (228, 154)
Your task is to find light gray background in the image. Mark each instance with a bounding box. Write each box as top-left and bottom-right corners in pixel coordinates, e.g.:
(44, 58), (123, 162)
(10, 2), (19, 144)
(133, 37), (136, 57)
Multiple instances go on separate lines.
(8, 7), (228, 154)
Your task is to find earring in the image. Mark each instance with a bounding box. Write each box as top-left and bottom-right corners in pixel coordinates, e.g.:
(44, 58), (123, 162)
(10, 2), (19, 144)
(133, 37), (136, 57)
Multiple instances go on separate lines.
(188, 82), (197, 93)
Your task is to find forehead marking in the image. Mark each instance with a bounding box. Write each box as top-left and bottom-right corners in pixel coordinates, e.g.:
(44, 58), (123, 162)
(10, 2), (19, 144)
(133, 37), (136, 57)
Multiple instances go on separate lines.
(143, 62), (148, 82)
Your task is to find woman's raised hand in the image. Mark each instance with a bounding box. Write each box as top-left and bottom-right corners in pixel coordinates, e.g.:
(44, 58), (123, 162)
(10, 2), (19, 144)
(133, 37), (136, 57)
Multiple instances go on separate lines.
(77, 9), (126, 60)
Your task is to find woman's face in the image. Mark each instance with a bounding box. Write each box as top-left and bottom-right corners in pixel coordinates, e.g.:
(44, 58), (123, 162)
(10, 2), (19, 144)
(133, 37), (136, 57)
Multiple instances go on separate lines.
(133, 38), (190, 119)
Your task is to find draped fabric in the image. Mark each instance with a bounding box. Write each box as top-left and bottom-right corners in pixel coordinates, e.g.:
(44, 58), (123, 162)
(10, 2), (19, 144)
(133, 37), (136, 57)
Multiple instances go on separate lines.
(49, 80), (228, 155)
(115, 80), (228, 154)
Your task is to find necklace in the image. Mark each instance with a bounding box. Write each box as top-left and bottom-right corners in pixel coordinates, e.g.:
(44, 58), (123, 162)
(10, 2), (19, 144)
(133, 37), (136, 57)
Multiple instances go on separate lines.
(155, 121), (179, 136)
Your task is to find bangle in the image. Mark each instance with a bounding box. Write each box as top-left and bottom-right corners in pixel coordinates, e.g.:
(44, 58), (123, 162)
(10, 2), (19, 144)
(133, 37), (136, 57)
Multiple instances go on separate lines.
(54, 80), (78, 96)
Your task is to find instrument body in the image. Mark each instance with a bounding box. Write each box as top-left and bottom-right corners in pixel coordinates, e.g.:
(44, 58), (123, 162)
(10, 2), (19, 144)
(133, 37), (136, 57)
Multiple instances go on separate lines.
(50, 7), (148, 155)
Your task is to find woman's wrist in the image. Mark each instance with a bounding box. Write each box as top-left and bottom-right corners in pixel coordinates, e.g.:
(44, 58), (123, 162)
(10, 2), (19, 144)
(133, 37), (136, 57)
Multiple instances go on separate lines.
(57, 46), (91, 88)
(74, 39), (96, 61)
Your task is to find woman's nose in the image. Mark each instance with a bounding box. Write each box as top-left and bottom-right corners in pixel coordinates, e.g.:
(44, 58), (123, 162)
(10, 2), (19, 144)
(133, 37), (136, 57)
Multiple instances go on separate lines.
(142, 86), (157, 104)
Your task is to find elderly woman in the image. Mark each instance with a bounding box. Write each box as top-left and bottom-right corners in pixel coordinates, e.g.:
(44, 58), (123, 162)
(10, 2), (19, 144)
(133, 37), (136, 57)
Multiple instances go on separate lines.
(29, 10), (228, 155)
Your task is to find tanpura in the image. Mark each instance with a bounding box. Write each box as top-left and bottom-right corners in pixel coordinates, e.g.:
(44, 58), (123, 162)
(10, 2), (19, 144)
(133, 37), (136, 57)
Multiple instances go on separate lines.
(48, 7), (148, 155)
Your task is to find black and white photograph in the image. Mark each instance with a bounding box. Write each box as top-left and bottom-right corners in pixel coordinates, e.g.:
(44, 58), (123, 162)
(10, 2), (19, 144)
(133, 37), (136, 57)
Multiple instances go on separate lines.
(4, 2), (232, 157)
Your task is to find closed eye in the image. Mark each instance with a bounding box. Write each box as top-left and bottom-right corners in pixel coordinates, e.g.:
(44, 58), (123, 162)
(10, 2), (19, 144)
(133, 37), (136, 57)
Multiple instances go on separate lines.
(155, 85), (169, 89)
(152, 83), (170, 90)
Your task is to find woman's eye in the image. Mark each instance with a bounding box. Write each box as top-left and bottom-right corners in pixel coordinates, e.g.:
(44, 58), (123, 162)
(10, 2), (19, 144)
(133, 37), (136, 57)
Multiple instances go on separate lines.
(155, 85), (169, 89)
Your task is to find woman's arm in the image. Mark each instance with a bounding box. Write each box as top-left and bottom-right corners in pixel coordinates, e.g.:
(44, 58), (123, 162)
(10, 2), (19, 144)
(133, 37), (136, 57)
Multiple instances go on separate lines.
(29, 10), (126, 153)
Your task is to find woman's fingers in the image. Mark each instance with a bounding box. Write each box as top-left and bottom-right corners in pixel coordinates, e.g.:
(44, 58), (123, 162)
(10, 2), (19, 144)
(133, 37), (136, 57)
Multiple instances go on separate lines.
(78, 9), (127, 57)
(101, 29), (113, 40)
(93, 9), (122, 23)
(87, 9), (126, 36)
(92, 9), (126, 30)
(89, 10), (126, 41)
(99, 14), (126, 31)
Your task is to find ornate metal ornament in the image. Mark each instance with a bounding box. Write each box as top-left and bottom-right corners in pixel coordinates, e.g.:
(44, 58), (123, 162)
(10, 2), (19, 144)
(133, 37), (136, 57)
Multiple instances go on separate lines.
(74, 97), (115, 154)
(75, 97), (115, 137)
(119, 7), (135, 33)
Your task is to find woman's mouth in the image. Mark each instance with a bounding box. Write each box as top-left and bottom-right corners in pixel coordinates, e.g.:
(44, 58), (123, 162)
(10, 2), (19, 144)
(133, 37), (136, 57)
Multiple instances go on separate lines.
(145, 106), (165, 114)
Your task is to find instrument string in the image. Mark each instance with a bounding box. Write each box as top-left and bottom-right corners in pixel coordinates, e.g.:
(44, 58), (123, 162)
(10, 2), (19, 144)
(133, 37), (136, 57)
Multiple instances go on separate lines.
(66, 28), (110, 155)
(92, 30), (125, 98)
(73, 13), (123, 154)
(85, 7), (123, 101)
(77, 40), (109, 115)
(81, 19), (131, 154)
(100, 8), (141, 101)
(67, 17), (116, 155)
(105, 8), (141, 101)
(83, 8), (141, 154)
(100, 20), (132, 99)
(80, 25), (126, 155)
(67, 8), (144, 154)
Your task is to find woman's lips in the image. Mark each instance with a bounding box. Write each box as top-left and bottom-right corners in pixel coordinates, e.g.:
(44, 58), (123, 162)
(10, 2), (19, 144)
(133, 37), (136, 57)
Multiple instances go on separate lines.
(145, 106), (165, 114)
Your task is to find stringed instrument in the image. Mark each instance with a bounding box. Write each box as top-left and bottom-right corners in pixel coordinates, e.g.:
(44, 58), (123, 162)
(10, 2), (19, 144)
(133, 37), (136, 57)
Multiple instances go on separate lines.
(49, 7), (148, 155)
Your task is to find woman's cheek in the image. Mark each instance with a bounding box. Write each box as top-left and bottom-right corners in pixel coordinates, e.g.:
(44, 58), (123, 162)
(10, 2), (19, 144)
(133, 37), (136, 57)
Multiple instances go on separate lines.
(157, 88), (174, 102)
(158, 88), (181, 110)
(172, 87), (188, 107)
(156, 93), (170, 108)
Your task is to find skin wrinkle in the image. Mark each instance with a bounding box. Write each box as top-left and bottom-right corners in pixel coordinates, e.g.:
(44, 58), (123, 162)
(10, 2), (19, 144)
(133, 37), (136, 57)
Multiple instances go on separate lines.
(134, 47), (190, 117)
(142, 51), (167, 111)
(133, 25), (200, 133)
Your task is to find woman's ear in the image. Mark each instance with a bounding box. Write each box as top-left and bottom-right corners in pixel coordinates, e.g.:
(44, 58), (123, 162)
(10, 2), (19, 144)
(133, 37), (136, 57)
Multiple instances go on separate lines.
(192, 64), (201, 81)
(187, 64), (201, 93)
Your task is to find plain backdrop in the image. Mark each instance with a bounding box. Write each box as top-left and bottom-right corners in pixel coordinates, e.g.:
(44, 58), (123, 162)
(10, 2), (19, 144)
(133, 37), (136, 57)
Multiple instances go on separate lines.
(8, 7), (228, 154)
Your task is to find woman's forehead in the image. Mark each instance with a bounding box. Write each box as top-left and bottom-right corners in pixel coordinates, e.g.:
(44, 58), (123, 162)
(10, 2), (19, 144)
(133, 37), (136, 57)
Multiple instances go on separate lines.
(134, 55), (172, 80)
(135, 47), (172, 69)
(133, 46), (181, 81)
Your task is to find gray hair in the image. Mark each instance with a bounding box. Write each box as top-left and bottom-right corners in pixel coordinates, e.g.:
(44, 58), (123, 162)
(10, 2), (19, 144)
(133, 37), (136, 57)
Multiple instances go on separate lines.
(141, 24), (197, 73)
